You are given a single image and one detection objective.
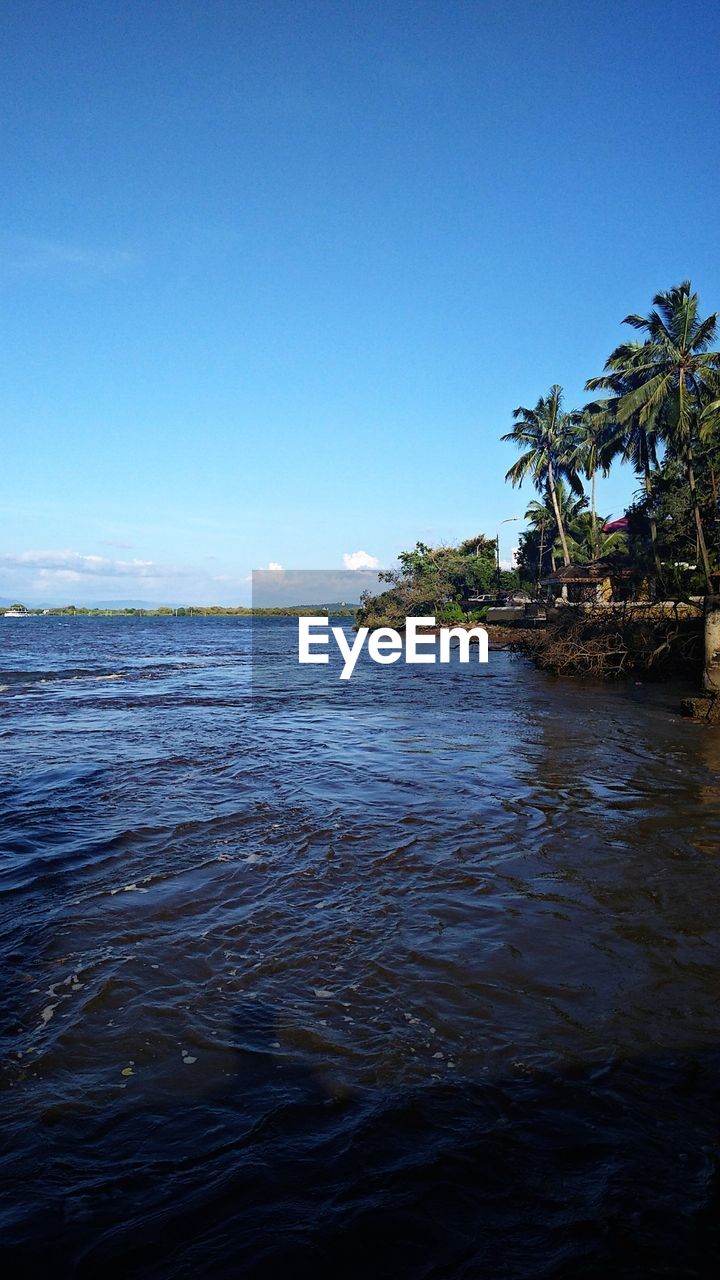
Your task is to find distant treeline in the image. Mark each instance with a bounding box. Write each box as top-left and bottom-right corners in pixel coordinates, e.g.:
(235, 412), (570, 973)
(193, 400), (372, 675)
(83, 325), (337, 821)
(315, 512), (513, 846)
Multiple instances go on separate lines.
(18, 605), (357, 618)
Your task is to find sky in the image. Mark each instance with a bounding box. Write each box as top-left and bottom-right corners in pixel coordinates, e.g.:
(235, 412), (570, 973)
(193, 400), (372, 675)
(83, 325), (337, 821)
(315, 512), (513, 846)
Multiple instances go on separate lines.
(2, 0), (720, 604)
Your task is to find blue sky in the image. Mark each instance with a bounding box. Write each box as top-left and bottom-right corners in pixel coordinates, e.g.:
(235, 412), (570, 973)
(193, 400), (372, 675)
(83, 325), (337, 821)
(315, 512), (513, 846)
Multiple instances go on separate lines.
(2, 0), (719, 603)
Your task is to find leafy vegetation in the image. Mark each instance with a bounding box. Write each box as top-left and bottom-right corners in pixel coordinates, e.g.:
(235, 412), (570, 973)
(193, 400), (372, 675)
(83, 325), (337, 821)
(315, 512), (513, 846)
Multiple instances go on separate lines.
(511, 280), (720, 597)
(356, 537), (518, 627)
(502, 385), (584, 567)
(586, 281), (720, 591)
(359, 280), (720, 629)
(11, 605), (356, 618)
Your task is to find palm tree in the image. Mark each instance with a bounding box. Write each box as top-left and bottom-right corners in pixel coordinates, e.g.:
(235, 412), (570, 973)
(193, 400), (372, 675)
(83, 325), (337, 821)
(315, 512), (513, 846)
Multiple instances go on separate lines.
(585, 355), (663, 580)
(588, 282), (720, 590)
(525, 483), (587, 574)
(571, 412), (610, 560)
(566, 515), (627, 565)
(503, 385), (584, 567)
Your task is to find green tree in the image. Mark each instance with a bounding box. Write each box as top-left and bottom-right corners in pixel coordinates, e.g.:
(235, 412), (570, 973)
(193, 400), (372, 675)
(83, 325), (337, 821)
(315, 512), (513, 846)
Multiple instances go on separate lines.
(517, 480), (626, 587)
(565, 515), (627, 565)
(588, 282), (720, 590)
(502, 385), (584, 567)
(585, 356), (663, 581)
(358, 537), (499, 626)
(523, 482), (587, 576)
(571, 412), (612, 560)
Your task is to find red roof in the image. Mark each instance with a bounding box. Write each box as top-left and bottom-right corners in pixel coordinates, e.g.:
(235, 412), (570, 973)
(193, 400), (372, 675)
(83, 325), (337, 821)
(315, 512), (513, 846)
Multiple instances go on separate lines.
(603, 517), (629, 534)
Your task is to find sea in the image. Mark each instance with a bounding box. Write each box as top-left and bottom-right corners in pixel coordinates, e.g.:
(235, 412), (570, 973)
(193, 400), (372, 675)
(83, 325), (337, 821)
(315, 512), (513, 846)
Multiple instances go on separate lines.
(1, 615), (720, 1278)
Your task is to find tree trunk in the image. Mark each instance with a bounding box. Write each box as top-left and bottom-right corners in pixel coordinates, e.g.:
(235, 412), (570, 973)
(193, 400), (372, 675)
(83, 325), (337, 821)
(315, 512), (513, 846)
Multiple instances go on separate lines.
(590, 468), (597, 560)
(686, 445), (713, 591)
(710, 459), (720, 580)
(643, 459), (664, 586)
(547, 461), (571, 566)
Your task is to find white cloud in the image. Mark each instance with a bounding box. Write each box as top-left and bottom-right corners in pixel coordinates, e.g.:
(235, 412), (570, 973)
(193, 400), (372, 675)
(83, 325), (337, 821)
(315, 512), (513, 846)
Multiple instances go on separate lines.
(267, 561), (283, 571)
(0, 546), (257, 606)
(0, 549), (158, 578)
(343, 550), (380, 570)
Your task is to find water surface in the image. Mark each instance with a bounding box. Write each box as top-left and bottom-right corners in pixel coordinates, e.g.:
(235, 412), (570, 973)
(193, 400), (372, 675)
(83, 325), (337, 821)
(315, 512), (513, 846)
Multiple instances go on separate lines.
(1, 617), (719, 1277)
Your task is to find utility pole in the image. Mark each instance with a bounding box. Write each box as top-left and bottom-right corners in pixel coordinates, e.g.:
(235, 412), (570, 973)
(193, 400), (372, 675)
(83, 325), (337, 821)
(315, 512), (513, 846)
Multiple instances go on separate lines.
(537, 518), (546, 598)
(496, 516), (521, 595)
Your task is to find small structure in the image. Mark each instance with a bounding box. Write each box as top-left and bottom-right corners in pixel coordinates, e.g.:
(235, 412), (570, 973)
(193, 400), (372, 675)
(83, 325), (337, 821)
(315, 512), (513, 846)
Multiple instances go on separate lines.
(602, 517), (629, 535)
(540, 560), (646, 604)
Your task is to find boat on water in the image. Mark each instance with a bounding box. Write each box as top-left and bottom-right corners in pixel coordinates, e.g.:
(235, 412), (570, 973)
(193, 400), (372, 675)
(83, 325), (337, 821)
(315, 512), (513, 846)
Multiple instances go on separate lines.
(3, 606), (31, 618)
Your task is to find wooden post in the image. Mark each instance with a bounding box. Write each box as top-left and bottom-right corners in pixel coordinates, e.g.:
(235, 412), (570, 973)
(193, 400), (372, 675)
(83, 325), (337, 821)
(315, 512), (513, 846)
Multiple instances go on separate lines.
(703, 594), (720, 692)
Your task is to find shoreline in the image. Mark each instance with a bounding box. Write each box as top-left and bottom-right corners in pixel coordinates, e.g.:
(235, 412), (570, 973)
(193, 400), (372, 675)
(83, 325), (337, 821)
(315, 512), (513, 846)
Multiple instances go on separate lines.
(2, 607), (357, 619)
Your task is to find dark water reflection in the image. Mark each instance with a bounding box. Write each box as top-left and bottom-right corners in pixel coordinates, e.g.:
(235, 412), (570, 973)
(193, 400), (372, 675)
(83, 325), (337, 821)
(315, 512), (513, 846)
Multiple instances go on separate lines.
(1, 617), (720, 1277)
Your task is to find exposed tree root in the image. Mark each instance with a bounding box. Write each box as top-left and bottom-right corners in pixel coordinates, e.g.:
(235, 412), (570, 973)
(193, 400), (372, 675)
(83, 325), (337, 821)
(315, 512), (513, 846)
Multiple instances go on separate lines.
(515, 604), (703, 680)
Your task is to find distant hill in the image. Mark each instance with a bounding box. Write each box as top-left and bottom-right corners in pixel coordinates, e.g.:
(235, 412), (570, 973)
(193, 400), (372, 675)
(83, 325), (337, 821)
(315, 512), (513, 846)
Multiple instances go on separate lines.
(0, 597), (169, 609)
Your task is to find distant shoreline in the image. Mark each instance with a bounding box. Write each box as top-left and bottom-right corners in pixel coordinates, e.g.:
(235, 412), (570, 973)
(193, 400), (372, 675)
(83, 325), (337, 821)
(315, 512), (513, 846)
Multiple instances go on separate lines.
(3, 607), (358, 618)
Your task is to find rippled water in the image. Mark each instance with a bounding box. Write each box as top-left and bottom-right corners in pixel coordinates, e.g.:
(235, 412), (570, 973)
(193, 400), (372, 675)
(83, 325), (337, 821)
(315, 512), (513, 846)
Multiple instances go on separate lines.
(2, 617), (720, 1277)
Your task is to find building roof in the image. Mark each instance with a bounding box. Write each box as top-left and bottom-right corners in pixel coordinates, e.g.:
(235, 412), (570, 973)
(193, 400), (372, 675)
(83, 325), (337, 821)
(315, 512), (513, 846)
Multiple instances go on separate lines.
(540, 560), (638, 585)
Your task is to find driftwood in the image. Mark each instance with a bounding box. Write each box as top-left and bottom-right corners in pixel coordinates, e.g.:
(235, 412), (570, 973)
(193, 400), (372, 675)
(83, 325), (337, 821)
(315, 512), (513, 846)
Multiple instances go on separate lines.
(515, 603), (703, 680)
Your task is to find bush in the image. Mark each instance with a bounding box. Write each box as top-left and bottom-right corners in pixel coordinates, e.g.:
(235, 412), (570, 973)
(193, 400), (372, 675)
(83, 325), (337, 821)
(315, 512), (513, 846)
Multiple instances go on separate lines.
(437, 601), (465, 624)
